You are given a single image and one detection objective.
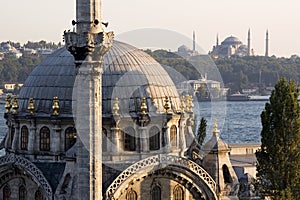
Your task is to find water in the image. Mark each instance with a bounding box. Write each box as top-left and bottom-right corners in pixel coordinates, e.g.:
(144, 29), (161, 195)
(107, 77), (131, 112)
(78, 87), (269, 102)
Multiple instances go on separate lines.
(195, 101), (267, 143)
(0, 101), (266, 145)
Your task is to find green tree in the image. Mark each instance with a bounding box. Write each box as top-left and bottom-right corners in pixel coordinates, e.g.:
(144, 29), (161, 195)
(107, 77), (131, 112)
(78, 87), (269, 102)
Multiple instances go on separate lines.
(197, 117), (207, 145)
(255, 78), (300, 199)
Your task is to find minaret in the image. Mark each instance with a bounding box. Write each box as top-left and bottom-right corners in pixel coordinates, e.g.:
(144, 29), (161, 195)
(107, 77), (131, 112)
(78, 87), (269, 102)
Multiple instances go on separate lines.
(265, 30), (269, 57)
(193, 31), (196, 51)
(247, 28), (251, 56)
(64, 0), (113, 199)
(216, 34), (219, 46)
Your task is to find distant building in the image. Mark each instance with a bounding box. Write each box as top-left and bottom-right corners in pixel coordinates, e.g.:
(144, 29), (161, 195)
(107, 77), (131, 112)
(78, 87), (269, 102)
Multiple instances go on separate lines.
(177, 31), (199, 58)
(4, 83), (23, 91)
(178, 74), (229, 98)
(0, 42), (22, 58)
(210, 29), (269, 58)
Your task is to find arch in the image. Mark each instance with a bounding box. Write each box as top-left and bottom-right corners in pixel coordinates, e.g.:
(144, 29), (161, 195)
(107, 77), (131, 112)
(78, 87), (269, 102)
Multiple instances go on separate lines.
(35, 189), (43, 200)
(65, 127), (77, 151)
(174, 185), (184, 200)
(40, 126), (50, 151)
(170, 125), (177, 147)
(19, 185), (26, 200)
(3, 184), (10, 200)
(105, 154), (217, 200)
(126, 189), (137, 200)
(0, 154), (53, 199)
(222, 164), (232, 184)
(149, 126), (160, 150)
(152, 185), (161, 200)
(21, 126), (29, 150)
(124, 127), (136, 151)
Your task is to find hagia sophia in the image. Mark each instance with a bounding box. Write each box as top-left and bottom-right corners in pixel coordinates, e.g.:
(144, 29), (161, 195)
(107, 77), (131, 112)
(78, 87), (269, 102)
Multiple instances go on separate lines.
(0, 0), (259, 200)
(210, 29), (269, 58)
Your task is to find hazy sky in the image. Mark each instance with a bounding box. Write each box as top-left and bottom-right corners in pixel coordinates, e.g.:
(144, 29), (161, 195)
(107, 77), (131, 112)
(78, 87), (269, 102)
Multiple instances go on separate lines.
(0, 0), (299, 57)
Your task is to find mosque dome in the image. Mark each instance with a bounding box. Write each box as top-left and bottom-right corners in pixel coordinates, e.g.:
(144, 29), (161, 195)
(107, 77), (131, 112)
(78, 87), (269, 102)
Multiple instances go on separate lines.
(17, 41), (181, 117)
(221, 36), (242, 45)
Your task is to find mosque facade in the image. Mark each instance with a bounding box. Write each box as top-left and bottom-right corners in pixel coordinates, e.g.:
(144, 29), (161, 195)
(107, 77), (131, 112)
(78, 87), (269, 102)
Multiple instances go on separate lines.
(0, 0), (258, 200)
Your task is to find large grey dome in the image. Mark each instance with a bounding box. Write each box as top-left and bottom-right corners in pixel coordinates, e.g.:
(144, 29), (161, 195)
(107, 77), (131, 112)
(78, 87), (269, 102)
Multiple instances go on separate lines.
(222, 36), (242, 45)
(18, 41), (180, 117)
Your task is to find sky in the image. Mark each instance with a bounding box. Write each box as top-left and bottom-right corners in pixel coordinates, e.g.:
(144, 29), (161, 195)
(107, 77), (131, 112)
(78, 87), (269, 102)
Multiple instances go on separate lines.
(0, 0), (300, 57)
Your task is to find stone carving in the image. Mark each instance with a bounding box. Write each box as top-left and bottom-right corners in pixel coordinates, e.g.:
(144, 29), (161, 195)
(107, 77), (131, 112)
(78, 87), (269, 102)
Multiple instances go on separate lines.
(0, 154), (52, 199)
(105, 154), (216, 199)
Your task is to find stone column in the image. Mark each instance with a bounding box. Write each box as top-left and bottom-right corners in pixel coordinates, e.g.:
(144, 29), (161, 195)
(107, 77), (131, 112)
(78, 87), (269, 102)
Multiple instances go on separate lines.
(11, 123), (20, 151)
(28, 119), (36, 152)
(111, 127), (120, 153)
(139, 126), (148, 152)
(179, 114), (187, 156)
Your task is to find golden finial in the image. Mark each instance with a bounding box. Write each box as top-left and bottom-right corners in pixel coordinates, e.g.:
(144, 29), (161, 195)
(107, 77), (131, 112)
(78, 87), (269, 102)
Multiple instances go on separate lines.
(12, 97), (19, 115)
(163, 96), (171, 113)
(112, 98), (119, 115)
(180, 96), (186, 113)
(27, 98), (35, 115)
(140, 97), (147, 115)
(212, 118), (220, 136)
(52, 96), (60, 116)
(4, 95), (12, 113)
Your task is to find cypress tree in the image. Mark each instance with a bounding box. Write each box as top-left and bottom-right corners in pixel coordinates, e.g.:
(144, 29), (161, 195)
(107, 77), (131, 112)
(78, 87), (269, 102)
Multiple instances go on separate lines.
(197, 117), (207, 145)
(256, 78), (300, 199)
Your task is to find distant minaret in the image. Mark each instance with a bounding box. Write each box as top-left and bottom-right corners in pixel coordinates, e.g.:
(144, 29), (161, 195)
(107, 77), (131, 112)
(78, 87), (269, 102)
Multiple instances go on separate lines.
(64, 0), (113, 199)
(216, 34), (219, 46)
(265, 30), (269, 57)
(193, 31), (196, 51)
(247, 29), (251, 56)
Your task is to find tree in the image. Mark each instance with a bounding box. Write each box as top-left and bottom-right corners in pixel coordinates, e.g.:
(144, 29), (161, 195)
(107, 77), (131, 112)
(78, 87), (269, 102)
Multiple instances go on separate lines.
(255, 78), (300, 199)
(197, 117), (207, 145)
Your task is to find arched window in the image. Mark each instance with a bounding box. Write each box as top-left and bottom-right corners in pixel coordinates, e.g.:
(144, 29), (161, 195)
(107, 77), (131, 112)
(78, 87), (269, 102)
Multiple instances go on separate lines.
(65, 127), (77, 151)
(170, 125), (177, 147)
(124, 127), (136, 151)
(3, 185), (10, 200)
(40, 126), (50, 151)
(222, 164), (232, 184)
(174, 186), (184, 200)
(152, 185), (161, 200)
(149, 126), (160, 150)
(102, 128), (108, 152)
(21, 126), (29, 150)
(19, 185), (26, 200)
(126, 189), (137, 200)
(35, 189), (43, 200)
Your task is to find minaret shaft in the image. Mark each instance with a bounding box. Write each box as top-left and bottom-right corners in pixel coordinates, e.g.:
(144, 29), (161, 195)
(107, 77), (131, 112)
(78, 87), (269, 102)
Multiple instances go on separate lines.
(247, 29), (251, 56)
(265, 30), (269, 57)
(76, 0), (102, 33)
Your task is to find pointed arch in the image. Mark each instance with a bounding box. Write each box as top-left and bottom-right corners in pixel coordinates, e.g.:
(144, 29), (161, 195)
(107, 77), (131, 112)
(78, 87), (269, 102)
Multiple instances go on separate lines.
(126, 188), (137, 200)
(170, 125), (177, 147)
(152, 185), (161, 200)
(21, 126), (29, 150)
(174, 185), (184, 200)
(3, 185), (10, 200)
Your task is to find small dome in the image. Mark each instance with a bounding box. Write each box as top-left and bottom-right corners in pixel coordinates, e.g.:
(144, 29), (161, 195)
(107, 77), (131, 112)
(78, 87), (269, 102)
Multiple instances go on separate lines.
(222, 36), (242, 45)
(17, 41), (180, 117)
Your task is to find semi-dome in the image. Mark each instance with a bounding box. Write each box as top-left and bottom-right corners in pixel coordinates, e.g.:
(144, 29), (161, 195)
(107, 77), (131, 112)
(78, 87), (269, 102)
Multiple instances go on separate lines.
(222, 36), (242, 45)
(17, 41), (181, 117)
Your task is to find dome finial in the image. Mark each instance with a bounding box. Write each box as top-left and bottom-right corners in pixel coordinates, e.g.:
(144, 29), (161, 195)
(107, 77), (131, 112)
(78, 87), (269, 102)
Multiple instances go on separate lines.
(52, 96), (60, 116)
(112, 98), (119, 115)
(4, 95), (12, 113)
(140, 97), (148, 115)
(164, 96), (171, 113)
(27, 98), (35, 115)
(212, 118), (220, 137)
(12, 97), (19, 115)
